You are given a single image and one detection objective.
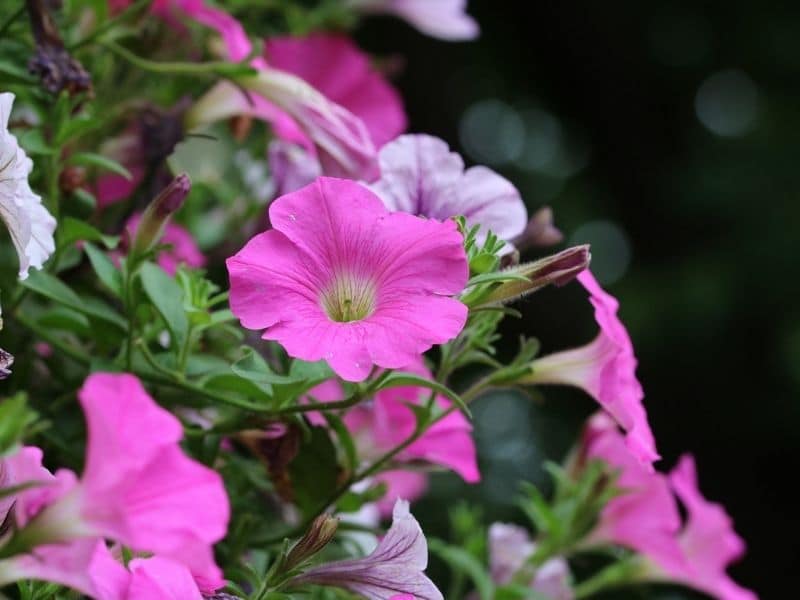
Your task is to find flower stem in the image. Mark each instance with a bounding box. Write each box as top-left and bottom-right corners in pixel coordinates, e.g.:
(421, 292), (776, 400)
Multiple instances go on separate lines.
(573, 557), (644, 599)
(100, 40), (254, 78)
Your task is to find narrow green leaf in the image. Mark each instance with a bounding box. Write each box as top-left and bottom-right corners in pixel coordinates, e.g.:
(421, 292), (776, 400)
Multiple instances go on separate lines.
(84, 242), (122, 297)
(67, 152), (132, 179)
(21, 271), (127, 330)
(139, 262), (188, 351)
(60, 217), (118, 249)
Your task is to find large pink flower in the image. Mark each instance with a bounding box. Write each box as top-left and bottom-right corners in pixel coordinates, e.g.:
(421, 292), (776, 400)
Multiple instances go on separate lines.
(350, 0), (480, 41)
(662, 456), (757, 600)
(369, 134), (527, 249)
(227, 177), (468, 381)
(527, 270), (658, 467)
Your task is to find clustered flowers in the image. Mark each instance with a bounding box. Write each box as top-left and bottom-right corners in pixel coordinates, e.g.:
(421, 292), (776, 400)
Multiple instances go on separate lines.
(0, 1), (756, 600)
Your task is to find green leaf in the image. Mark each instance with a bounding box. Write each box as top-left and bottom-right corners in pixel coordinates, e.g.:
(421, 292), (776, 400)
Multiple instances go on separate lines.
(322, 412), (358, 472)
(139, 262), (188, 351)
(288, 427), (340, 517)
(375, 371), (471, 417)
(428, 538), (494, 600)
(84, 242), (123, 297)
(0, 394), (38, 454)
(21, 270), (127, 330)
(231, 349), (332, 406)
(17, 129), (54, 156)
(67, 152), (132, 179)
(59, 217), (118, 249)
(467, 271), (530, 287)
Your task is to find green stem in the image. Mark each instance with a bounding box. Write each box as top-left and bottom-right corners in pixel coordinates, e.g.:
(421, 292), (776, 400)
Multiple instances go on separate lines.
(573, 558), (644, 599)
(100, 40), (253, 77)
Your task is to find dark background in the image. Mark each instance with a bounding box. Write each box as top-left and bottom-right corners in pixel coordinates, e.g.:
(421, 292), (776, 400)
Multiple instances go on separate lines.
(358, 1), (800, 597)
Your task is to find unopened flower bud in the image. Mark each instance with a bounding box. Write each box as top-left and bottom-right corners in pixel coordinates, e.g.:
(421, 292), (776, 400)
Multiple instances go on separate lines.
(514, 206), (564, 250)
(0, 348), (13, 380)
(130, 173), (191, 258)
(481, 244), (591, 306)
(283, 514), (339, 572)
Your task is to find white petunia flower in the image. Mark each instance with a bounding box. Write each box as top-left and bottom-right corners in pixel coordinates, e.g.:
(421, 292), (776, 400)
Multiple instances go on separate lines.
(0, 92), (56, 279)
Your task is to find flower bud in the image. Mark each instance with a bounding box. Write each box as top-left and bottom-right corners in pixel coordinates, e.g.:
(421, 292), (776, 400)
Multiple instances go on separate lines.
(130, 173), (191, 258)
(481, 244), (591, 306)
(283, 513), (339, 572)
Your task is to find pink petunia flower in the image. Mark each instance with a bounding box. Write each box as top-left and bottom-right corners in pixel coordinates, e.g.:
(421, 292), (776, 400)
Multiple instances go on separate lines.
(581, 415), (757, 600)
(525, 270), (658, 467)
(291, 499), (443, 600)
(263, 33), (407, 192)
(658, 455), (758, 600)
(6, 373), (230, 593)
(369, 134), (527, 249)
(488, 523), (573, 599)
(227, 177), (468, 381)
(122, 212), (205, 275)
(349, 0), (480, 41)
(306, 356), (479, 513)
(125, 556), (204, 599)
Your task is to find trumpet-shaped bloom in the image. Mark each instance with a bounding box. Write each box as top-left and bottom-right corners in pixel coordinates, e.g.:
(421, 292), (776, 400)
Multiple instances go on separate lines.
(488, 523), (573, 598)
(122, 213), (205, 275)
(227, 178), (468, 381)
(350, 0), (479, 41)
(527, 270), (658, 467)
(0, 93), (56, 279)
(292, 499), (443, 600)
(662, 456), (757, 600)
(268, 139), (322, 197)
(265, 34), (406, 150)
(369, 135), (527, 249)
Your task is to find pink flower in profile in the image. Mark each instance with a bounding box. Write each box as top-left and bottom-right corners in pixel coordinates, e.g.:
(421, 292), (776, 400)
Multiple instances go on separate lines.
(582, 413), (684, 571)
(349, 0), (479, 41)
(525, 270), (658, 467)
(369, 135), (527, 249)
(291, 499), (443, 600)
(659, 455), (757, 600)
(12, 373), (230, 592)
(488, 523), (573, 599)
(123, 213), (205, 275)
(307, 357), (479, 512)
(263, 33), (407, 192)
(265, 34), (406, 151)
(227, 177), (468, 381)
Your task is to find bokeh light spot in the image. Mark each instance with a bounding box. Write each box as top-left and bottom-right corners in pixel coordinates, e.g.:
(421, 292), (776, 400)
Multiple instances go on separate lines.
(459, 99), (525, 166)
(569, 220), (632, 285)
(695, 69), (760, 137)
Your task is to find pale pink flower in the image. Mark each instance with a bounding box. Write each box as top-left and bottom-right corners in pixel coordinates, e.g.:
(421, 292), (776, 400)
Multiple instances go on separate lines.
(0, 92), (56, 278)
(526, 270), (658, 467)
(227, 177), (468, 381)
(268, 139), (322, 197)
(487, 523), (573, 598)
(18, 373), (230, 592)
(291, 499), (443, 600)
(659, 455), (757, 600)
(375, 471), (429, 517)
(349, 0), (479, 41)
(123, 212), (206, 275)
(369, 134), (527, 249)
(582, 413), (684, 571)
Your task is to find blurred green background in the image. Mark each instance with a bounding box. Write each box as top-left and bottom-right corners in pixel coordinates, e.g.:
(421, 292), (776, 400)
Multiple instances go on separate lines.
(357, 1), (800, 596)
